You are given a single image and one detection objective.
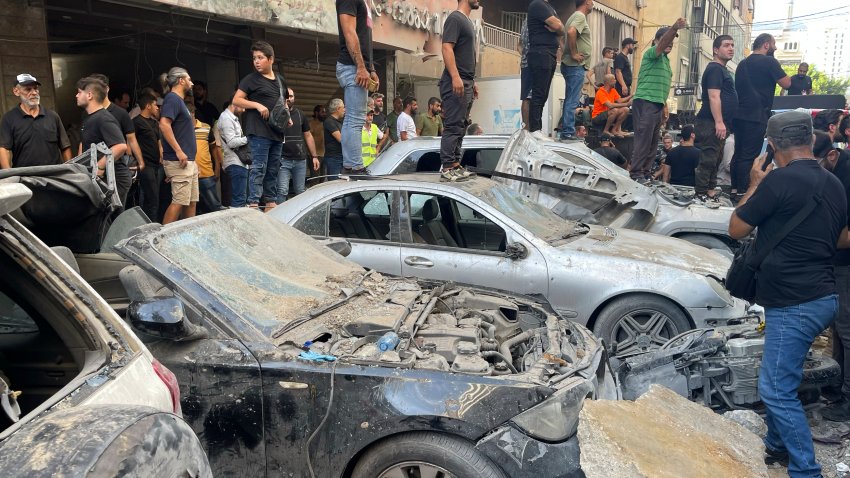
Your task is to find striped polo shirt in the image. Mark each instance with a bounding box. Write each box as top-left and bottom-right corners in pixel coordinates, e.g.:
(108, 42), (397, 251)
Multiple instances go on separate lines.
(634, 47), (672, 105)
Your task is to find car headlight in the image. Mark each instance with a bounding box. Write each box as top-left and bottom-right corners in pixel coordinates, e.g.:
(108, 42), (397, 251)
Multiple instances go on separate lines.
(707, 275), (733, 305)
(510, 378), (594, 442)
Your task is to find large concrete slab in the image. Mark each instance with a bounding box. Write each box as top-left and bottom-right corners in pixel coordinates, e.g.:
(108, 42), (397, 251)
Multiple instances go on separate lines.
(578, 385), (769, 478)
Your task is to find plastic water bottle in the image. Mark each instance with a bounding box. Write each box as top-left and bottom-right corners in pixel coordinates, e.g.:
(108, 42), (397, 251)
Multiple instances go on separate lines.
(377, 332), (400, 352)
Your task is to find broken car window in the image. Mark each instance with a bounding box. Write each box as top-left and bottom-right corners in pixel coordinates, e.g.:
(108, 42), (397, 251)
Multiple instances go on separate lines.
(295, 201), (329, 237)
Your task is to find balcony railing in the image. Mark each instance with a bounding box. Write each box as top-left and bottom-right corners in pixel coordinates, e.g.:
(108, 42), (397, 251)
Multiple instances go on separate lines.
(483, 22), (520, 53)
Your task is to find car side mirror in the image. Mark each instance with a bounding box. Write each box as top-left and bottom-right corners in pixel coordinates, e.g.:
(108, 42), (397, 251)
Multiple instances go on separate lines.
(128, 298), (207, 341)
(505, 242), (528, 260)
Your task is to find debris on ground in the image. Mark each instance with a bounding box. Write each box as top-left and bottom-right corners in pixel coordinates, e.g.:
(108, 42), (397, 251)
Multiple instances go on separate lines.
(578, 385), (769, 478)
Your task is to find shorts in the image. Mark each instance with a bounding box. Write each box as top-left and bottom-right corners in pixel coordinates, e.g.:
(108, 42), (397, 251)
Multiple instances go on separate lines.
(163, 160), (199, 206)
(520, 66), (532, 101)
(591, 110), (609, 125)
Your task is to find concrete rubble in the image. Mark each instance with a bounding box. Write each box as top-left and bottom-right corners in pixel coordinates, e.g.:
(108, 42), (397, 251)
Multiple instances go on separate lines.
(578, 385), (769, 478)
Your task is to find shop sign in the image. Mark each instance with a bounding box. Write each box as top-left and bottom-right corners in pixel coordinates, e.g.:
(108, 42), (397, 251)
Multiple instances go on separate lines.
(372, 0), (452, 35)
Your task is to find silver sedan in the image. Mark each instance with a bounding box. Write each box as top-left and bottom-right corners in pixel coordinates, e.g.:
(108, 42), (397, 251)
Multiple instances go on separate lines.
(270, 175), (751, 357)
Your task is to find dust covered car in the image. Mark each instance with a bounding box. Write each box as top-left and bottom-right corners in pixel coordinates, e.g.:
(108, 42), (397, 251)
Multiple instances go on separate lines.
(114, 208), (616, 477)
(0, 183), (209, 477)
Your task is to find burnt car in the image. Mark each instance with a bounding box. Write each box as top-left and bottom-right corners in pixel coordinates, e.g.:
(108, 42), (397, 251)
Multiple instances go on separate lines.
(0, 182), (210, 476)
(618, 321), (840, 409)
(113, 208), (617, 477)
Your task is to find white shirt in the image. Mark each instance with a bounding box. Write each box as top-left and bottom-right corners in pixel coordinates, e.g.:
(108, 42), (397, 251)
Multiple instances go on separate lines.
(397, 112), (417, 140)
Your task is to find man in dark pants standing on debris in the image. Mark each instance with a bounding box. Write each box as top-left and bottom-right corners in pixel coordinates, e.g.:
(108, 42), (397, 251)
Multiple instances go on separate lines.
(439, 0), (479, 181)
(630, 19), (687, 182)
(730, 111), (847, 478)
(526, 0), (564, 134)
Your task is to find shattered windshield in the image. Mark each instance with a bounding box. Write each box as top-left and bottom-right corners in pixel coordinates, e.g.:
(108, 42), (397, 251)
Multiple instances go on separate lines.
(457, 181), (574, 240)
(149, 211), (363, 336)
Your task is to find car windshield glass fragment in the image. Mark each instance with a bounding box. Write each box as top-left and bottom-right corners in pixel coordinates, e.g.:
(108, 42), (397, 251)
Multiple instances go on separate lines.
(461, 182), (573, 240)
(149, 212), (364, 335)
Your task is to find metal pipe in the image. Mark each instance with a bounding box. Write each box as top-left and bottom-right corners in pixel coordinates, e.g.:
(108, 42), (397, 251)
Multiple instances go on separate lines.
(481, 351), (519, 374)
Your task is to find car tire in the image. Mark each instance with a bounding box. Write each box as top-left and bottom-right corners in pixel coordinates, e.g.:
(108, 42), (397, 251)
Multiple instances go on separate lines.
(352, 432), (507, 478)
(593, 294), (692, 358)
(676, 233), (733, 255)
(801, 356), (841, 387)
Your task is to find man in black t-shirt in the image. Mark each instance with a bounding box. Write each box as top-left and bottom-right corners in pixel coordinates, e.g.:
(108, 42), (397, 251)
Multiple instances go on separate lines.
(277, 88), (320, 203)
(0, 73), (71, 169)
(730, 111), (846, 477)
(76, 77), (128, 195)
(694, 35), (738, 200)
(133, 93), (164, 222)
(526, 0), (564, 134)
(336, 0), (378, 174)
(731, 34), (791, 195)
(439, 0), (479, 181)
(613, 38), (637, 97)
(370, 93), (390, 154)
(192, 81), (220, 126)
(665, 125), (700, 187)
(324, 98), (345, 180)
(593, 133), (627, 169)
(785, 62), (813, 95)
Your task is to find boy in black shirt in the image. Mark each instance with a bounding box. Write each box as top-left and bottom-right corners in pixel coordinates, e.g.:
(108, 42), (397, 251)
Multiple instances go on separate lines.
(439, 0), (479, 182)
(694, 35), (737, 201)
(665, 125), (700, 187)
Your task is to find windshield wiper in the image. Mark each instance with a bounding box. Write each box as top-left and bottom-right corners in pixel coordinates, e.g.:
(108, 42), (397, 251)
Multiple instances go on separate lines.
(271, 270), (375, 340)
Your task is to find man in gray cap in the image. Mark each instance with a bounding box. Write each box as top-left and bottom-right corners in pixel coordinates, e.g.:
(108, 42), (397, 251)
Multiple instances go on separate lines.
(729, 110), (847, 477)
(0, 74), (71, 169)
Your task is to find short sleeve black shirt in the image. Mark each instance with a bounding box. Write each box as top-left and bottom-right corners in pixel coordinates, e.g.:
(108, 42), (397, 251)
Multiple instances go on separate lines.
(80, 108), (125, 150)
(336, 0), (373, 68)
(527, 0), (559, 50)
(282, 108), (311, 160)
(194, 101), (220, 126)
(160, 92), (197, 161)
(613, 52), (632, 89)
(373, 112), (387, 132)
(107, 103), (134, 135)
(665, 145), (700, 187)
(132, 115), (161, 165)
(697, 62), (738, 127)
(238, 72), (286, 141)
(831, 149), (850, 266)
(0, 106), (70, 167)
(735, 160), (847, 307)
(734, 54), (787, 124)
(442, 11), (476, 81)
(324, 116), (343, 158)
(788, 74), (813, 95)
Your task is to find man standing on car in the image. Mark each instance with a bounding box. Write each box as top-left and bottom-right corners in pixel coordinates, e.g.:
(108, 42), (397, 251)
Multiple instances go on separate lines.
(526, 0), (564, 134)
(729, 110), (846, 478)
(614, 38), (637, 97)
(630, 19), (688, 182)
(159, 67), (198, 224)
(694, 35), (738, 202)
(336, 0), (378, 175)
(277, 88), (319, 203)
(560, 0), (593, 142)
(440, 0), (479, 181)
(0, 74), (71, 169)
(731, 33), (791, 197)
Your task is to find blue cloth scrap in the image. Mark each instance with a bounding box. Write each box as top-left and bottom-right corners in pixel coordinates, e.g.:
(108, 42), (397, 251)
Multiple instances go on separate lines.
(299, 350), (337, 362)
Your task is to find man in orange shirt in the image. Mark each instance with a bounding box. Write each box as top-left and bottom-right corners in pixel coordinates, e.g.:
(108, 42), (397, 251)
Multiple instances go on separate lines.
(592, 73), (632, 137)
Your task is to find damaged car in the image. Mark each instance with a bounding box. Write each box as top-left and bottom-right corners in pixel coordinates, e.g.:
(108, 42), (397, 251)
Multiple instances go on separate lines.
(617, 321), (840, 409)
(0, 182), (209, 476)
(367, 131), (737, 255)
(270, 175), (753, 359)
(113, 209), (616, 477)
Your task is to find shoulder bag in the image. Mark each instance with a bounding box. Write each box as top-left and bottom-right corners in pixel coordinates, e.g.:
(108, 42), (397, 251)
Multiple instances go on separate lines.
(267, 74), (291, 134)
(725, 170), (827, 302)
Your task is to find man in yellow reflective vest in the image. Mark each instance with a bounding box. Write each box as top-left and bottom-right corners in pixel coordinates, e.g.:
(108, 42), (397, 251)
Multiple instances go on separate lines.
(362, 107), (383, 168)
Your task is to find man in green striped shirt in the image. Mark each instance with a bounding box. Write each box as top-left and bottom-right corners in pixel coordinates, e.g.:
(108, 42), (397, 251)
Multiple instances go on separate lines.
(630, 18), (687, 181)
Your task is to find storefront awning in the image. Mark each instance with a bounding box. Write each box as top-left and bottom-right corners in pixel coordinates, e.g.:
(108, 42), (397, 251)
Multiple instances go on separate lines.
(593, 3), (637, 26)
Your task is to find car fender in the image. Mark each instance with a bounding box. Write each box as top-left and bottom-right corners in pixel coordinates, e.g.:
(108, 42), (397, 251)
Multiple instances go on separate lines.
(0, 405), (210, 478)
(649, 202), (735, 238)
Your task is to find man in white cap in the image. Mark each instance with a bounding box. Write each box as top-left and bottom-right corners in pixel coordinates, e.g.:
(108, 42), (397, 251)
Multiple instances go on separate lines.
(0, 73), (71, 168)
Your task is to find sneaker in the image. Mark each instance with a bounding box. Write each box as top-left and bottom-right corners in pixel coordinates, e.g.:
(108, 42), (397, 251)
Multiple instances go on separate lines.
(440, 166), (475, 182)
(822, 397), (850, 422)
(764, 447), (789, 467)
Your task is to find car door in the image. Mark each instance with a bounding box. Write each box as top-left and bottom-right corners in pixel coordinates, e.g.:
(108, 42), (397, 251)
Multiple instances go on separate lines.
(293, 189), (402, 276)
(398, 190), (549, 297)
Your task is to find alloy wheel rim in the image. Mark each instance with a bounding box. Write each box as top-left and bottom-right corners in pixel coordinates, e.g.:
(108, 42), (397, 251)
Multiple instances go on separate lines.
(377, 461), (457, 478)
(611, 308), (680, 357)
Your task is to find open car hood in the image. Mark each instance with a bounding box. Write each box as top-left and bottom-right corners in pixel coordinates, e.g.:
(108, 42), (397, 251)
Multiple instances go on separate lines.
(495, 131), (658, 228)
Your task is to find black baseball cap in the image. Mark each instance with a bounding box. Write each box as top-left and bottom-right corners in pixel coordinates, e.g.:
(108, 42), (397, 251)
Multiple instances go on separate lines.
(15, 73), (40, 87)
(767, 110), (813, 142)
(621, 38), (637, 47)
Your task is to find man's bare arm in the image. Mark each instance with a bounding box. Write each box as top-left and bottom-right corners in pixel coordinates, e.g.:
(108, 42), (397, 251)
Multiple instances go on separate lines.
(777, 76), (791, 90)
(544, 16), (564, 35)
(127, 132), (145, 170)
(61, 148), (72, 161)
(0, 148), (11, 169)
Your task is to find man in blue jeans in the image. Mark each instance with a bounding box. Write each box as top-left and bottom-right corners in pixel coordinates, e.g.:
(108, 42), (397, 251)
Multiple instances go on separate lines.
(277, 88), (320, 203)
(560, 0), (593, 141)
(336, 0), (378, 174)
(730, 111), (848, 478)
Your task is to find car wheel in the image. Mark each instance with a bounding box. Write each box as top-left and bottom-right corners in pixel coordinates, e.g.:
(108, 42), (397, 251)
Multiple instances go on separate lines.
(676, 233), (733, 255)
(352, 432), (507, 478)
(593, 294), (692, 358)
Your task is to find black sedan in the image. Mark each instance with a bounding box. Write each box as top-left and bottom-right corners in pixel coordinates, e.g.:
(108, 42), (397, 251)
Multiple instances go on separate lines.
(115, 209), (617, 477)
